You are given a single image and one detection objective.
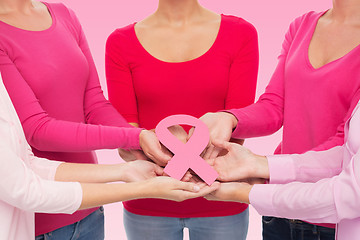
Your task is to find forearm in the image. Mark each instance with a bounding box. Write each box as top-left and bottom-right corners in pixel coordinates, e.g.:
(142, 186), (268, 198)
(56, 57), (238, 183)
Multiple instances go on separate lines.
(79, 182), (146, 209)
(267, 146), (343, 184)
(55, 163), (127, 183)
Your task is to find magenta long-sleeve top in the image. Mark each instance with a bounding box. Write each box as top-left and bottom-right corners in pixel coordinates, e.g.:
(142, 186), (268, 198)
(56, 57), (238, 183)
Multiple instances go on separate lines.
(229, 11), (360, 228)
(0, 2), (141, 235)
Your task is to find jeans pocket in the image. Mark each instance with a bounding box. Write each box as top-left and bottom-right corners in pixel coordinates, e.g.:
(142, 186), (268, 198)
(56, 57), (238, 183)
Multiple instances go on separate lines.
(262, 216), (276, 225)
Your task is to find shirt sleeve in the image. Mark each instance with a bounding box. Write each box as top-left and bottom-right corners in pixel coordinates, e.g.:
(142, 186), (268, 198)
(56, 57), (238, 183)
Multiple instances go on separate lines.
(0, 48), (142, 152)
(0, 118), (82, 214)
(250, 151), (360, 224)
(225, 20), (258, 110)
(106, 30), (139, 124)
(228, 15), (305, 139)
(66, 9), (133, 128)
(267, 146), (344, 184)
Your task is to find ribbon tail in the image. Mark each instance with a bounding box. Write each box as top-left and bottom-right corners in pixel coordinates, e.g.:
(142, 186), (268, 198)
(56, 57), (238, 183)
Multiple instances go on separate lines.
(190, 157), (219, 185)
(164, 155), (190, 181)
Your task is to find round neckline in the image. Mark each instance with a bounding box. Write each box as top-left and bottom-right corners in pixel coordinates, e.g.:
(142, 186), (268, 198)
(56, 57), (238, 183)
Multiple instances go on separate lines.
(305, 10), (360, 71)
(0, 1), (56, 33)
(132, 14), (224, 64)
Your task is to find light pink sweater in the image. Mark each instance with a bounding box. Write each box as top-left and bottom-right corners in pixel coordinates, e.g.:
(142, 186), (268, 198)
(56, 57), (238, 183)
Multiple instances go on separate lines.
(250, 101), (360, 240)
(0, 74), (82, 240)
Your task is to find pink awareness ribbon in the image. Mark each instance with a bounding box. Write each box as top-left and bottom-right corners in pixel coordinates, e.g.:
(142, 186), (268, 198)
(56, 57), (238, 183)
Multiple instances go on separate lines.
(155, 114), (219, 185)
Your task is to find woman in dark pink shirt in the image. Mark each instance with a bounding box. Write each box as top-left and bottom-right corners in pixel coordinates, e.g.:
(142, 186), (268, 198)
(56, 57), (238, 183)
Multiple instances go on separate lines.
(106, 0), (258, 239)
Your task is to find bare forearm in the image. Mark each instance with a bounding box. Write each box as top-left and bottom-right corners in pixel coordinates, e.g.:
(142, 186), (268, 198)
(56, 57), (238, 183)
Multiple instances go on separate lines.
(55, 163), (126, 183)
(79, 182), (145, 209)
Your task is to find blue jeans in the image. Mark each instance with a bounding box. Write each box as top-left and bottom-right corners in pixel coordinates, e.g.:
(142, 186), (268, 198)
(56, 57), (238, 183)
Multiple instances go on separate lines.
(262, 217), (335, 240)
(124, 208), (249, 240)
(35, 207), (104, 240)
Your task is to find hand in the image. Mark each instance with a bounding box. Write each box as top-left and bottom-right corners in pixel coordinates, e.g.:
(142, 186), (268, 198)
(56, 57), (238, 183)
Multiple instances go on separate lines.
(205, 182), (252, 204)
(117, 148), (149, 162)
(209, 141), (269, 182)
(190, 112), (238, 159)
(139, 130), (172, 166)
(168, 125), (188, 144)
(120, 160), (164, 182)
(143, 176), (220, 202)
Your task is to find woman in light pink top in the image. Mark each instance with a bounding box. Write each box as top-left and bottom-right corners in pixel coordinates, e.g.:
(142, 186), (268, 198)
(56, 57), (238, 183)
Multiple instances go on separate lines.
(205, 98), (360, 240)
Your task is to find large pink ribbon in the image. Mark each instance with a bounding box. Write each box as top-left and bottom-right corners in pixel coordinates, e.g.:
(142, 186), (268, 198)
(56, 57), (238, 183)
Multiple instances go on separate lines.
(155, 114), (218, 185)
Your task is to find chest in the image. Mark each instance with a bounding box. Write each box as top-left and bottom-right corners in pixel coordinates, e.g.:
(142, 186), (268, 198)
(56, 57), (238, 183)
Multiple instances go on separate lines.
(134, 21), (220, 63)
(308, 21), (360, 70)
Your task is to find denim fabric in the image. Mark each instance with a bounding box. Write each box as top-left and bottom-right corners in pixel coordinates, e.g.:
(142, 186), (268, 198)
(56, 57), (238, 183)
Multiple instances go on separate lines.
(35, 207), (104, 240)
(262, 216), (335, 240)
(124, 208), (249, 240)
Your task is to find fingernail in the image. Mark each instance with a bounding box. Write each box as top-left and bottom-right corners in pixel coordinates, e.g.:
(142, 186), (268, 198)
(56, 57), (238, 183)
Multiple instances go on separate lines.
(193, 186), (200, 192)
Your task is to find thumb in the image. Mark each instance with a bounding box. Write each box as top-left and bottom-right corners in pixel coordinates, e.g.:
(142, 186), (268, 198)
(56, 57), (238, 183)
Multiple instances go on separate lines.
(177, 181), (200, 192)
(212, 140), (232, 152)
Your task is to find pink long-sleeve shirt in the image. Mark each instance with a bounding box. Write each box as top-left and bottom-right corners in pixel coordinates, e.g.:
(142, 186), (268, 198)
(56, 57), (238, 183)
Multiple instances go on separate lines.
(229, 11), (360, 228)
(0, 74), (82, 240)
(250, 100), (360, 240)
(0, 2), (141, 235)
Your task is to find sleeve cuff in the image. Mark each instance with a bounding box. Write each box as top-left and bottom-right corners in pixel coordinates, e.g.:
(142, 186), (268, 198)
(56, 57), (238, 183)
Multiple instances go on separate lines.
(267, 155), (296, 184)
(250, 184), (278, 217)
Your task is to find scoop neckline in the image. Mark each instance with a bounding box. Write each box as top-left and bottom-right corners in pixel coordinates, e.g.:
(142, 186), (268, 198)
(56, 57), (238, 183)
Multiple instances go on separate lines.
(0, 2), (56, 33)
(132, 14), (224, 64)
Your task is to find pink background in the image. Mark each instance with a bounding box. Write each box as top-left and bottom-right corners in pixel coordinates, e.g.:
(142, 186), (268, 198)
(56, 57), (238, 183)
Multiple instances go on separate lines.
(46, 0), (332, 239)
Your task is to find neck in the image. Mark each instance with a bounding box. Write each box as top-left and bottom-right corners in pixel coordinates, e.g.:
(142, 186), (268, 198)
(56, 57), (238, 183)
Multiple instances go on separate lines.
(330, 0), (360, 23)
(155, 0), (203, 25)
(0, 0), (34, 13)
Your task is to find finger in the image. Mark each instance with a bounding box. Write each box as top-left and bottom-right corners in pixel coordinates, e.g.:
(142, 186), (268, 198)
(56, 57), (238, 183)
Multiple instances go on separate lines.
(186, 182), (220, 198)
(153, 164), (164, 176)
(176, 181), (200, 192)
(187, 127), (195, 141)
(211, 140), (232, 152)
(203, 144), (215, 160)
(181, 171), (193, 182)
(208, 147), (222, 159)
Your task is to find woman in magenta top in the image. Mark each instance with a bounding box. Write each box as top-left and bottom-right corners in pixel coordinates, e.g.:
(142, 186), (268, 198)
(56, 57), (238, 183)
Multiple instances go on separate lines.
(204, 97), (360, 240)
(200, 0), (360, 239)
(105, 0), (258, 239)
(0, 0), (171, 239)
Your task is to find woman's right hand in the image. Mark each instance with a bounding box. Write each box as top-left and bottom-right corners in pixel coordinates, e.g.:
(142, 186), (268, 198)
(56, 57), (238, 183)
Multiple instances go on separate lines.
(190, 112), (238, 160)
(142, 176), (220, 202)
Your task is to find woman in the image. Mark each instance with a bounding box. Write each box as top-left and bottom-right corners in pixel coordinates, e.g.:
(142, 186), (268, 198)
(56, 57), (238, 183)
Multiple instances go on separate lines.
(205, 98), (360, 240)
(0, 0), (171, 239)
(105, 0), (258, 239)
(0, 72), (219, 240)
(199, 0), (360, 239)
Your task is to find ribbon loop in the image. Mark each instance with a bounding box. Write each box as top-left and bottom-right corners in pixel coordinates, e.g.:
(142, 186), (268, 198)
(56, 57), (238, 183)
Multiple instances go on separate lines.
(155, 114), (218, 185)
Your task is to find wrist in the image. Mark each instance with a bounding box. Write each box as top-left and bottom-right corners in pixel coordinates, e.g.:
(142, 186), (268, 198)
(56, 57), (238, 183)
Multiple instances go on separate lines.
(220, 112), (238, 129)
(254, 155), (270, 179)
(235, 184), (252, 204)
